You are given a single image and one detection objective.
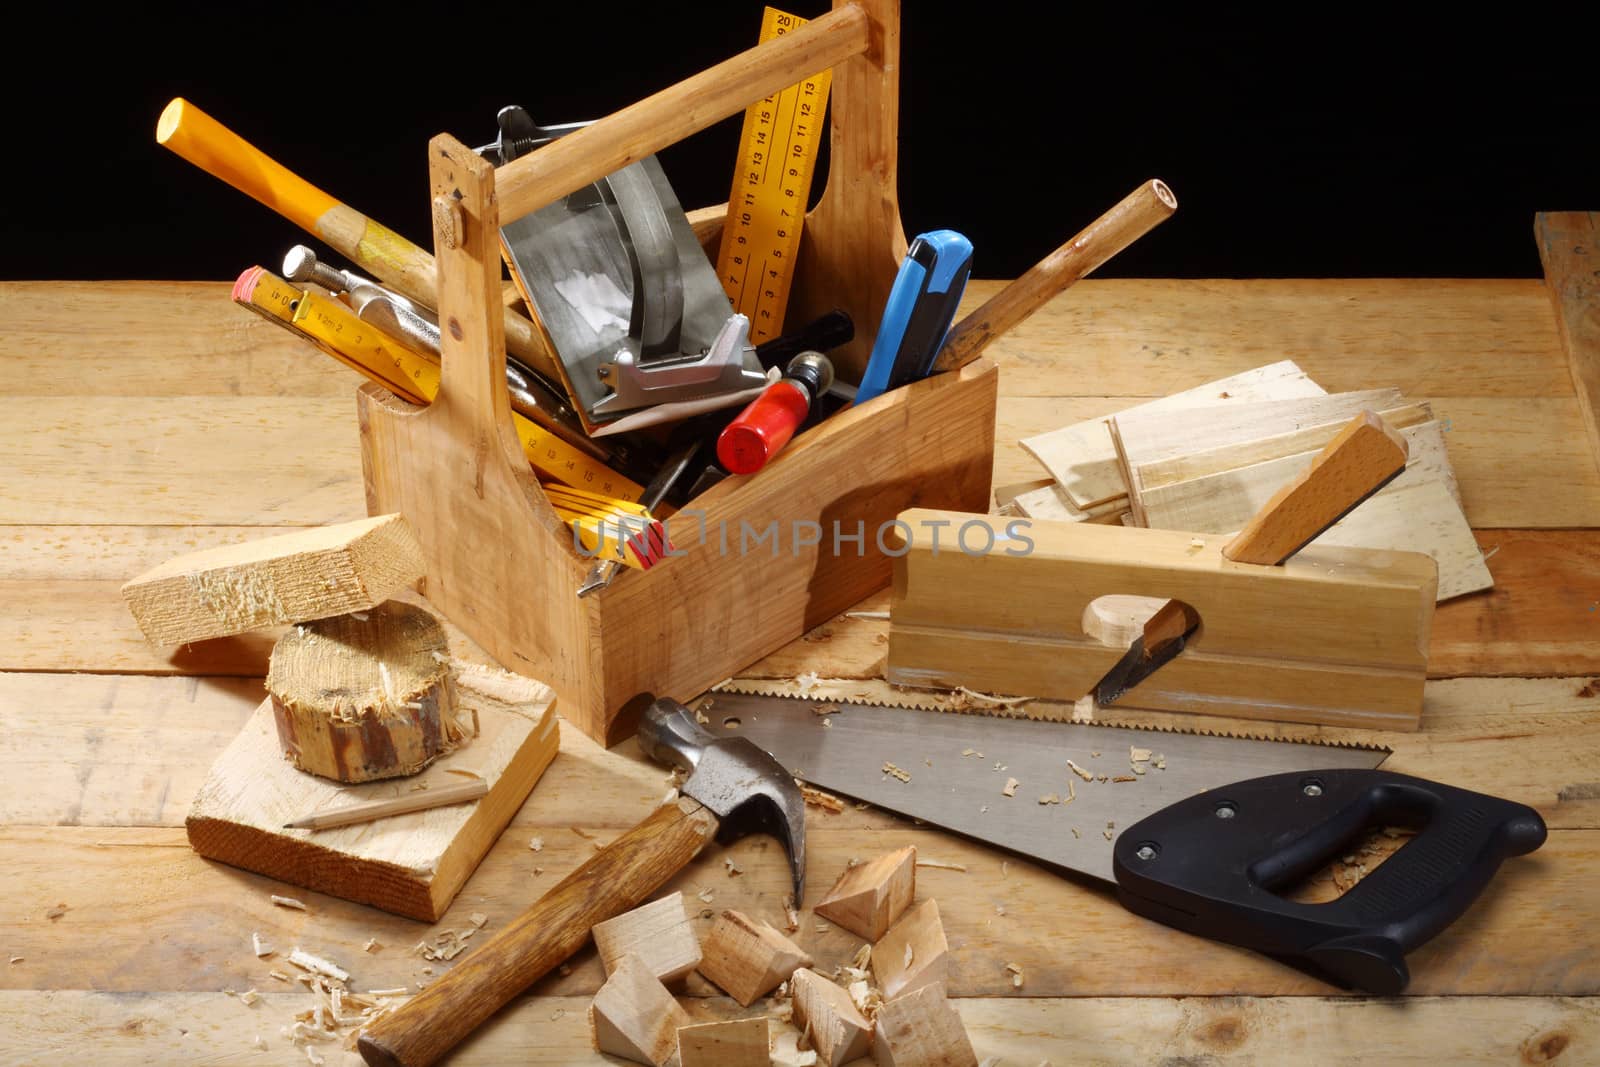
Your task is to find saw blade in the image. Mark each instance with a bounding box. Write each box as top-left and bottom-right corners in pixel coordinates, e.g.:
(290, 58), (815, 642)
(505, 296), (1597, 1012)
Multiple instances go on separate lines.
(696, 691), (1388, 885)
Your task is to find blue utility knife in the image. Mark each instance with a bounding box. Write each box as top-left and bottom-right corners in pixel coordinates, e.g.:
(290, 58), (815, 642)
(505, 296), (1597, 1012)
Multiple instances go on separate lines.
(854, 229), (974, 404)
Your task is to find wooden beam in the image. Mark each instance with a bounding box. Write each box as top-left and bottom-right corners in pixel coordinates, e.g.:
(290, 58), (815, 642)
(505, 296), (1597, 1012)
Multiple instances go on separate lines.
(1536, 211), (1600, 476)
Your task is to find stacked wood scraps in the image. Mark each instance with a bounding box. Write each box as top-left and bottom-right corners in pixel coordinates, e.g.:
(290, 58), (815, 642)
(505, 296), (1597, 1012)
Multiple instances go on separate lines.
(1010, 360), (1492, 600)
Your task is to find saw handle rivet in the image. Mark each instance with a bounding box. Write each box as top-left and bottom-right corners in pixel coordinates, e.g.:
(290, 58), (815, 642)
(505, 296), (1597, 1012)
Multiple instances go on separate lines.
(722, 717), (741, 729)
(1214, 802), (1237, 819)
(1302, 779), (1325, 797)
(1135, 843), (1159, 861)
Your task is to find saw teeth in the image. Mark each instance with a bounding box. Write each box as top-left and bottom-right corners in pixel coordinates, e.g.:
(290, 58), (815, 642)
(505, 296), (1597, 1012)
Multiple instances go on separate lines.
(706, 679), (1393, 756)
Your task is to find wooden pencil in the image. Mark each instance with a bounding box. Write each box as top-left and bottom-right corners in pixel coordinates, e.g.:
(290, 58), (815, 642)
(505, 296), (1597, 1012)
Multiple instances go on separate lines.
(284, 778), (489, 830)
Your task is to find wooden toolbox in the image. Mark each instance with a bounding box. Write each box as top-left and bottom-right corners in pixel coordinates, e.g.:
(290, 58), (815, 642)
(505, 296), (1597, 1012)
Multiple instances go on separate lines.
(359, 0), (1001, 745)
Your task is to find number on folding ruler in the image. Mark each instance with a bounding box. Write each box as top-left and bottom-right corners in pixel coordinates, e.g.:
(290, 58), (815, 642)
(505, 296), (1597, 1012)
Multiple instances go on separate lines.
(716, 6), (833, 344)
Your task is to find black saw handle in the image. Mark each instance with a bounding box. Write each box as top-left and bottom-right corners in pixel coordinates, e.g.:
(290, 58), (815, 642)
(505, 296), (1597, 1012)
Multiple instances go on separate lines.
(1111, 769), (1546, 994)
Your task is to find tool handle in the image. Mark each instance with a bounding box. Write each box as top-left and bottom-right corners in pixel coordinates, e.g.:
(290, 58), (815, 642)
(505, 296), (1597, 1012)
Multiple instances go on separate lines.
(1113, 769), (1546, 995)
(1141, 598), (1195, 652)
(934, 179), (1177, 374)
(156, 98), (561, 381)
(1222, 410), (1409, 565)
(357, 798), (720, 1067)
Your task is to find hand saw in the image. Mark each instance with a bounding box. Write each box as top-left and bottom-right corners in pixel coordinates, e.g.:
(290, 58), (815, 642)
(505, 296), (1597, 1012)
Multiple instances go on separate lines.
(689, 688), (1546, 995)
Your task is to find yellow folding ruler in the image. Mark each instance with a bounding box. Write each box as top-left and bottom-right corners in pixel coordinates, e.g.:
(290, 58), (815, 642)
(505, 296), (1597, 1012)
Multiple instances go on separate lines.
(715, 6), (834, 344)
(233, 266), (643, 498)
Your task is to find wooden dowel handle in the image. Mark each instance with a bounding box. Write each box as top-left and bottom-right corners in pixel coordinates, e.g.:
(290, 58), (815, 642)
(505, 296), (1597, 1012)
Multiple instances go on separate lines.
(1222, 410), (1410, 565)
(933, 179), (1178, 373)
(357, 798), (720, 1067)
(155, 98), (561, 381)
(494, 3), (872, 225)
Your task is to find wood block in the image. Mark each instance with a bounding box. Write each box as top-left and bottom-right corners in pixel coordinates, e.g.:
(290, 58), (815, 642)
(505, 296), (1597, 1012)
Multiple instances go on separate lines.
(791, 967), (873, 1067)
(590, 952), (690, 1067)
(696, 909), (813, 1006)
(871, 898), (949, 1001)
(871, 982), (976, 1067)
(268, 600), (464, 783)
(676, 1017), (770, 1067)
(1221, 411), (1409, 565)
(887, 509), (1436, 731)
(592, 891), (703, 984)
(1536, 211), (1600, 475)
(185, 661), (558, 921)
(813, 845), (916, 941)
(121, 513), (424, 646)
(1019, 360), (1326, 509)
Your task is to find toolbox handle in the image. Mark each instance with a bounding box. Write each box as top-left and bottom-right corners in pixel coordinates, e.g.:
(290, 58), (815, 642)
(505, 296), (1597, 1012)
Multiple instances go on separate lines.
(1111, 769), (1546, 994)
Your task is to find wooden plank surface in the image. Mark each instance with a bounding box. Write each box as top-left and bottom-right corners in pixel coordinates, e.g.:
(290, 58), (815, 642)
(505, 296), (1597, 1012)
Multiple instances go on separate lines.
(2, 278), (1597, 1063)
(1537, 212), (1600, 474)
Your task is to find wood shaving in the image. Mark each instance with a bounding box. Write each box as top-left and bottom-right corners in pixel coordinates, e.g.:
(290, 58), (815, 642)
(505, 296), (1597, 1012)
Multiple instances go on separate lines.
(903, 943), (914, 968)
(271, 895), (308, 911)
(961, 747), (980, 757)
(812, 703), (841, 716)
(1071, 828), (1081, 839)
(469, 913), (488, 928)
(1067, 780), (1076, 803)
(1066, 759), (1094, 782)
(238, 988), (260, 1006)
(1112, 775), (1137, 783)
(845, 610), (890, 620)
(916, 858), (967, 871)
(1130, 746), (1152, 763)
(784, 897), (800, 932)
(1097, 774), (1109, 782)
(1005, 962), (1025, 988)
(795, 671), (823, 693)
(1038, 793), (1060, 805)
(363, 938), (381, 953)
(269, 969), (291, 982)
(1155, 754), (1167, 770)
(800, 783), (845, 812)
(1103, 829), (1115, 841)
(528, 835), (543, 852)
(1132, 762), (1148, 775)
(850, 943), (872, 970)
(693, 706), (711, 724)
(7, 957), (21, 965)
(698, 887), (715, 904)
(995, 904), (1006, 916)
(304, 1048), (325, 1066)
(45, 904), (67, 921)
(1002, 777), (1019, 797)
(1002, 861), (1010, 877)
(252, 932), (273, 958)
(365, 988), (407, 997)
(725, 857), (743, 877)
(288, 949), (349, 984)
(772, 1030), (820, 1067)
(1072, 695), (1097, 721)
(881, 762), (912, 783)
(952, 686), (1033, 707)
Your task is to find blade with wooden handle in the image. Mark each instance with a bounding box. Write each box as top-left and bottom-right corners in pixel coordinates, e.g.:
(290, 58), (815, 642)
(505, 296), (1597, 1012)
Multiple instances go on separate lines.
(356, 697), (805, 1067)
(1222, 409), (1410, 565)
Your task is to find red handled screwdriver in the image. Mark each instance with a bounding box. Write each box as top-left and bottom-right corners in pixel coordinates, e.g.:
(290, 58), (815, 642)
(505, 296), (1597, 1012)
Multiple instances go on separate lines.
(716, 351), (835, 475)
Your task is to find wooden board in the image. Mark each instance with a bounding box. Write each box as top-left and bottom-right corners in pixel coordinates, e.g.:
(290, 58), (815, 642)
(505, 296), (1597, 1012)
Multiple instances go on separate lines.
(185, 663), (558, 921)
(1536, 211), (1600, 474)
(1019, 360), (1327, 508)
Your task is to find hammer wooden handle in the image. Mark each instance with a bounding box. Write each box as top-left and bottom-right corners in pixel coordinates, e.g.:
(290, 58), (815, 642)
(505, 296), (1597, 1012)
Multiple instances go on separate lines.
(933, 179), (1178, 373)
(357, 798), (719, 1067)
(155, 98), (561, 382)
(1222, 410), (1410, 565)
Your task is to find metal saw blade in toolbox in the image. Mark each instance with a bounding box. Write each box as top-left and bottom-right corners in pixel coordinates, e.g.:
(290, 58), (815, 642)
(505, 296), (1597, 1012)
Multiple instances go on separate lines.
(694, 691), (1388, 885)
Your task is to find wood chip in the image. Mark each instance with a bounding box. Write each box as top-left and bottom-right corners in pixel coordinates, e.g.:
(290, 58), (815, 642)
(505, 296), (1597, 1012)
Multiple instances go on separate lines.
(1112, 775), (1137, 783)
(8, 956), (21, 965)
(269, 969), (292, 982)
(528, 835), (543, 852)
(698, 887), (716, 904)
(363, 938), (382, 953)
(271, 895), (308, 911)
(288, 948), (349, 984)
(1155, 754), (1167, 770)
(844, 610), (890, 620)
(960, 747), (982, 757)
(1002, 777), (1019, 797)
(952, 686), (1033, 707)
(252, 932), (273, 958)
(44, 904), (67, 921)
(784, 896), (801, 932)
(881, 762), (912, 782)
(468, 913), (488, 928)
(1005, 962), (1025, 988)
(800, 783), (846, 813)
(1066, 759), (1094, 782)
(1038, 793), (1060, 805)
(916, 858), (967, 871)
(850, 943), (872, 970)
(1130, 746), (1152, 763)
(725, 857), (743, 877)
(238, 988), (260, 1006)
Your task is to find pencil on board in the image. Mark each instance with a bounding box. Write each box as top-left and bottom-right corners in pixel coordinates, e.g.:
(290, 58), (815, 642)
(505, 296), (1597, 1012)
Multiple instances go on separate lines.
(284, 778), (489, 830)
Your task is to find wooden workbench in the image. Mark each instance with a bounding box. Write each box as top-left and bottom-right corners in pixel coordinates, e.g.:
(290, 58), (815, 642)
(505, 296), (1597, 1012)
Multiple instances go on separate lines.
(2, 276), (1597, 1064)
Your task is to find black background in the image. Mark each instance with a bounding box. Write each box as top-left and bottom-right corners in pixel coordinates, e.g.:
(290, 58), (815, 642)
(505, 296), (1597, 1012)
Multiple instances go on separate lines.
(6, 3), (1595, 282)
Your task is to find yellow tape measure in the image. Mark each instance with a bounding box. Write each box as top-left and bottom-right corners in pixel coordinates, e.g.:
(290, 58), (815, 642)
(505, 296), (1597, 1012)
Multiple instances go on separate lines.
(716, 6), (833, 344)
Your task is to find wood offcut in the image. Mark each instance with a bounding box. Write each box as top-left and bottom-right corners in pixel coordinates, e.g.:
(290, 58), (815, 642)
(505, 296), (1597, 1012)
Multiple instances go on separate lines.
(813, 845), (916, 941)
(591, 891), (703, 985)
(695, 910), (812, 1007)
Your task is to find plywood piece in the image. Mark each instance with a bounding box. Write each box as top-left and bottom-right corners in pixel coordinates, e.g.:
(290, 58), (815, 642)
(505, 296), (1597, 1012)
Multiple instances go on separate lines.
(119, 513), (423, 647)
(592, 891), (703, 984)
(676, 1017), (770, 1067)
(870, 981), (976, 1067)
(813, 845), (916, 941)
(1019, 360), (1326, 508)
(792, 967), (873, 1067)
(1536, 211), (1600, 474)
(589, 953), (689, 1067)
(696, 910), (813, 1006)
(887, 509), (1435, 730)
(185, 661), (558, 921)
